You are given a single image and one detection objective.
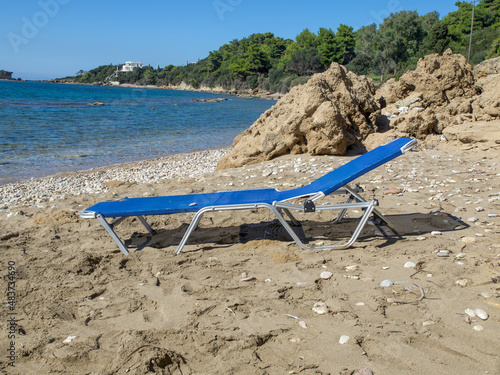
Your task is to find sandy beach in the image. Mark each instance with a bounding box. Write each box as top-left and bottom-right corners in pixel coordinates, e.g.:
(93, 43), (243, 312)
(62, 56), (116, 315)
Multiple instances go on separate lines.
(1, 136), (499, 374)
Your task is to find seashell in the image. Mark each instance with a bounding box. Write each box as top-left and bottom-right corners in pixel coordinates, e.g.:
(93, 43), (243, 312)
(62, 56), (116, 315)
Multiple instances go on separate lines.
(437, 250), (450, 257)
(480, 292), (493, 299)
(298, 320), (307, 329)
(290, 337), (301, 343)
(339, 335), (350, 344)
(63, 336), (76, 344)
(320, 271), (333, 280)
(464, 308), (476, 317)
(473, 325), (484, 331)
(404, 261), (416, 268)
(380, 279), (393, 287)
(344, 265), (359, 272)
(422, 320), (435, 326)
(455, 253), (466, 258)
(312, 302), (329, 315)
(355, 302), (365, 306)
(473, 308), (488, 320)
(431, 231), (442, 235)
(382, 266), (390, 270)
(455, 279), (470, 287)
(240, 277), (256, 282)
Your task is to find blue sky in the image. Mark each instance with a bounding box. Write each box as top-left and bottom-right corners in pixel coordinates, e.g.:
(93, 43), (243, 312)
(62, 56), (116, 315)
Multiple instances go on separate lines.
(1, 0), (461, 80)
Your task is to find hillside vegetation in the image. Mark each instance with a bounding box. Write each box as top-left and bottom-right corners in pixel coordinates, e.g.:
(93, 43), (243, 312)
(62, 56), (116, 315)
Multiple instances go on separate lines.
(72, 0), (500, 93)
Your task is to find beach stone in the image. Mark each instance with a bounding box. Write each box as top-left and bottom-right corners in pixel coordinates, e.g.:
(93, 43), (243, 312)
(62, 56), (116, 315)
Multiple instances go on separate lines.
(354, 368), (374, 375)
(461, 237), (476, 243)
(339, 335), (350, 344)
(380, 279), (393, 287)
(384, 187), (402, 195)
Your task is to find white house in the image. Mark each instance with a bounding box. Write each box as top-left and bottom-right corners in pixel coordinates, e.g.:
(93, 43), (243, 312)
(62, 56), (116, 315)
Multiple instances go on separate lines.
(121, 61), (143, 72)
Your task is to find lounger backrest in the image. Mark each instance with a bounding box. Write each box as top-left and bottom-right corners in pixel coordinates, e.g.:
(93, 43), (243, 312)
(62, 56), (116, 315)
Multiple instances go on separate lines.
(280, 138), (416, 200)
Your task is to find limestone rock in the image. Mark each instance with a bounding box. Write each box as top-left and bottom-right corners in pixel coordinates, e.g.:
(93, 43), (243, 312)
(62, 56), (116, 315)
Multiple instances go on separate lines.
(474, 56), (500, 78)
(217, 63), (380, 170)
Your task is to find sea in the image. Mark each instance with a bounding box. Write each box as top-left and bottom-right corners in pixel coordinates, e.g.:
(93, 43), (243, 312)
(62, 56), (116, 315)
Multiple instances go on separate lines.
(0, 81), (275, 184)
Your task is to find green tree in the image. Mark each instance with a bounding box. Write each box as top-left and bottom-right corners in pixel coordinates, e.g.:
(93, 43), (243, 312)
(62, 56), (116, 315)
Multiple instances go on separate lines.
(336, 24), (356, 64)
(286, 47), (323, 75)
(317, 27), (342, 66)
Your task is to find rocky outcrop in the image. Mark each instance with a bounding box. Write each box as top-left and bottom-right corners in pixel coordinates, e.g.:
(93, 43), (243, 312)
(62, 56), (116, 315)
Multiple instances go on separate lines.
(217, 63), (380, 170)
(373, 49), (480, 140)
(474, 56), (500, 78)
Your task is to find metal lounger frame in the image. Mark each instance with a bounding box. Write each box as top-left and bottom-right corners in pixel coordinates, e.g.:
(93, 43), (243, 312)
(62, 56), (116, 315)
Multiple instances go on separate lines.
(93, 184), (390, 255)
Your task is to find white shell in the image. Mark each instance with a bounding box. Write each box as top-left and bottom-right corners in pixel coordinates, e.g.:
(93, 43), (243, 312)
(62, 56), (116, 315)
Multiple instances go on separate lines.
(380, 279), (393, 287)
(312, 302), (329, 315)
(404, 261), (416, 268)
(473, 325), (484, 331)
(464, 308), (476, 317)
(339, 335), (350, 344)
(320, 271), (333, 280)
(473, 308), (488, 320)
(298, 320), (308, 329)
(455, 279), (470, 287)
(481, 292), (493, 299)
(344, 265), (359, 272)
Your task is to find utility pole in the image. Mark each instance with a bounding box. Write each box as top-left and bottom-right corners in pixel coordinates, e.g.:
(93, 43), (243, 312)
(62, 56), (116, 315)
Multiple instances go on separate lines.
(467, 0), (476, 63)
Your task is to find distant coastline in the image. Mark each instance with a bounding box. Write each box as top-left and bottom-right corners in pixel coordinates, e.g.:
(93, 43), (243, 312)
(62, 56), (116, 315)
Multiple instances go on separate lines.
(43, 78), (284, 100)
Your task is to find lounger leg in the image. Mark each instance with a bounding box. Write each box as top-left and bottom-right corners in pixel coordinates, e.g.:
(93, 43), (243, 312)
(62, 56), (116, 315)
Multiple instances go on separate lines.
(344, 185), (393, 227)
(175, 209), (207, 255)
(137, 216), (157, 235)
(270, 200), (377, 250)
(96, 214), (130, 255)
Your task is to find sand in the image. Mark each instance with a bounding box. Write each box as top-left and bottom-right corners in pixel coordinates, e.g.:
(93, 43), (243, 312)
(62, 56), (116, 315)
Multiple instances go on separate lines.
(1, 138), (499, 374)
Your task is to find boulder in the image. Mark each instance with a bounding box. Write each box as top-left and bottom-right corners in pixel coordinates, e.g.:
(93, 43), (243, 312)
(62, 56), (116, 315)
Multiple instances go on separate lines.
(217, 63), (380, 170)
(372, 49), (479, 140)
(474, 56), (500, 78)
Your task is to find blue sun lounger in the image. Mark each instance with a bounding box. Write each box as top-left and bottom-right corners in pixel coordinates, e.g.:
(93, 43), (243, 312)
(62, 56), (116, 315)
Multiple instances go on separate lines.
(80, 137), (417, 255)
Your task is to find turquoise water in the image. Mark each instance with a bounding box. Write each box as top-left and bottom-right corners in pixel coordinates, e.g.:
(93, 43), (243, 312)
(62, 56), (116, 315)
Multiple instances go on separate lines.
(0, 81), (274, 184)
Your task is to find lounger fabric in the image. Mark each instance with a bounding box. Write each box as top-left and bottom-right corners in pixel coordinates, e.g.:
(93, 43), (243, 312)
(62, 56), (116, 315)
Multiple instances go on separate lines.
(82, 137), (416, 219)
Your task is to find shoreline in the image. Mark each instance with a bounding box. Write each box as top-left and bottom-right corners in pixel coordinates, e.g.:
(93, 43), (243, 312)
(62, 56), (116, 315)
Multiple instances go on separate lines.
(0, 147), (230, 209)
(43, 79), (284, 100)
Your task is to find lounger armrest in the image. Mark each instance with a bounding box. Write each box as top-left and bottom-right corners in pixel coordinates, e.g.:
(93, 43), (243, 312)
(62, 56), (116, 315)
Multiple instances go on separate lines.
(400, 139), (418, 153)
(80, 210), (97, 219)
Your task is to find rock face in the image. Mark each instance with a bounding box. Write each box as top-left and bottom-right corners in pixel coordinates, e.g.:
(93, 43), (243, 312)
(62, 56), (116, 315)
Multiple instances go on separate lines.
(217, 63), (380, 170)
(374, 49), (479, 140)
(474, 56), (500, 77)
(217, 50), (500, 170)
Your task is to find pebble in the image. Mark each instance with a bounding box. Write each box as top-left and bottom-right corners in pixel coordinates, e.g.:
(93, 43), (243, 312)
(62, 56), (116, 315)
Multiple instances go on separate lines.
(380, 279), (393, 287)
(338, 335), (350, 344)
(437, 250), (450, 257)
(455, 253), (467, 258)
(63, 336), (76, 344)
(0, 148), (230, 208)
(461, 237), (476, 243)
(354, 369), (373, 375)
(481, 292), (493, 299)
